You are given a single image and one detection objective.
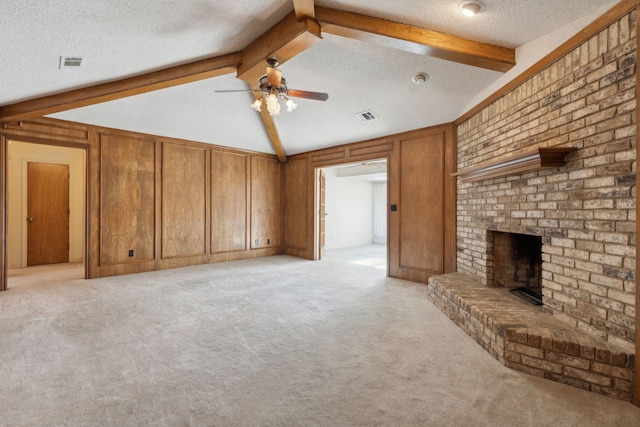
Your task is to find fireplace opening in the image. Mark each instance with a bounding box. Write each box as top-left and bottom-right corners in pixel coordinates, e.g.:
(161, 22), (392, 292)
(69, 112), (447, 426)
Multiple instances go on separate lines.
(492, 232), (543, 305)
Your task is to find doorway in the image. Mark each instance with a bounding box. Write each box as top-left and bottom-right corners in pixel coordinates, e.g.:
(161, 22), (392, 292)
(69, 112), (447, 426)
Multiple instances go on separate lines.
(318, 159), (388, 271)
(7, 141), (86, 285)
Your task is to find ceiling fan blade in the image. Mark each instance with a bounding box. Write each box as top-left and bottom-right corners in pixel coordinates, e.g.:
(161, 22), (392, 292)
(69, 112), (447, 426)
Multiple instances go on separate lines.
(287, 89), (329, 101)
(267, 67), (282, 87)
(214, 89), (261, 93)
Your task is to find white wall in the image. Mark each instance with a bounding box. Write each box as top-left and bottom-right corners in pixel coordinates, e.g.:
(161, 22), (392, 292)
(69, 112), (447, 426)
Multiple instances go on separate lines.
(8, 141), (85, 267)
(324, 167), (374, 250)
(372, 181), (387, 244)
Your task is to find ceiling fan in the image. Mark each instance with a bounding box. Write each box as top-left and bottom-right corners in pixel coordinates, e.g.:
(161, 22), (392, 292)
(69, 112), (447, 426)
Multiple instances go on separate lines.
(216, 58), (329, 116)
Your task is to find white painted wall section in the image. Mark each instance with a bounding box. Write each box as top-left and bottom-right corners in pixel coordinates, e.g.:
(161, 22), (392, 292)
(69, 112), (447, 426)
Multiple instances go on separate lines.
(324, 168), (374, 250)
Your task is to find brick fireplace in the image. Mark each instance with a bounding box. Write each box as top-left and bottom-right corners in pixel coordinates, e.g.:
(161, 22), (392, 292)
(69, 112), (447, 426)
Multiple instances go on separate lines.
(456, 10), (636, 352)
(428, 9), (637, 401)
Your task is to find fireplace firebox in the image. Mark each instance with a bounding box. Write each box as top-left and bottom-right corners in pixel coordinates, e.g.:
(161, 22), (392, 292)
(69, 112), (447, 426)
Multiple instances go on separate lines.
(491, 232), (543, 305)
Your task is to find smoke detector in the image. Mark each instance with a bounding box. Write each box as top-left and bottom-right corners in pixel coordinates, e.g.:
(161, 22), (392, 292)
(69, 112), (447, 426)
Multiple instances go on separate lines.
(412, 73), (429, 85)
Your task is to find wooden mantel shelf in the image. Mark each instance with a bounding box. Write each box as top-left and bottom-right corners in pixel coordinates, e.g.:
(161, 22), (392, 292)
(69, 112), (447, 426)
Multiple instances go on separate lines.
(453, 147), (577, 183)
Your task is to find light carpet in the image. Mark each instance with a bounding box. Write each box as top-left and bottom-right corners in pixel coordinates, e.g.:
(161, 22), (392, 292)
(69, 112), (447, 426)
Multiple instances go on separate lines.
(1, 245), (639, 426)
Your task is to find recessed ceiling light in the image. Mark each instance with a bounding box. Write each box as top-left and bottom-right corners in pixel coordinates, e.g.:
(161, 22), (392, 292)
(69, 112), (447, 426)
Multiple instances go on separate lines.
(458, 0), (484, 17)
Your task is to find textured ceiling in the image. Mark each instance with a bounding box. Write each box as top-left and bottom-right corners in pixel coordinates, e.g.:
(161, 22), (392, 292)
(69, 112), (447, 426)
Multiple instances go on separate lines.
(316, 0), (618, 48)
(0, 0), (621, 156)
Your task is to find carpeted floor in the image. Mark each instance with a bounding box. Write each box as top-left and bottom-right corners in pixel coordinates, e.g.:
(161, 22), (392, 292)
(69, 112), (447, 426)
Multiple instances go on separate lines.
(2, 245), (640, 426)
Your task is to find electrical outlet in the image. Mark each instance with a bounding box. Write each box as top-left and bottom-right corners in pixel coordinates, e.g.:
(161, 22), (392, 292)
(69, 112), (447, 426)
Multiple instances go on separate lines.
(267, 238), (270, 244)
(128, 249), (134, 257)
(255, 239), (259, 246)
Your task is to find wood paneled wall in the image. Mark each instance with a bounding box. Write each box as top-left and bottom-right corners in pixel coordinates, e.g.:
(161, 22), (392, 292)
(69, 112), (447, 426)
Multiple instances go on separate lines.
(283, 156), (309, 257)
(0, 135), (6, 291)
(162, 143), (207, 259)
(250, 156), (282, 249)
(100, 133), (156, 265)
(2, 118), (455, 284)
(0, 118), (283, 280)
(211, 150), (248, 253)
(284, 123), (456, 283)
(391, 128), (457, 282)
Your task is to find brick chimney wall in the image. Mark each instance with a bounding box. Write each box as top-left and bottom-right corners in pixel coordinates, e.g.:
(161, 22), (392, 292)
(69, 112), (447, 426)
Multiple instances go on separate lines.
(456, 12), (636, 351)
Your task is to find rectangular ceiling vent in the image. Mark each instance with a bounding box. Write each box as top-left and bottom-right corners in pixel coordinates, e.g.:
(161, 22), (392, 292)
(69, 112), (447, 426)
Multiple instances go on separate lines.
(59, 56), (84, 69)
(356, 111), (378, 122)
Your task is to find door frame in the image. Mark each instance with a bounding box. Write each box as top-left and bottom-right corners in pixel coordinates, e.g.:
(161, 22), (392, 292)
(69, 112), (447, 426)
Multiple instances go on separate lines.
(1, 134), (91, 289)
(314, 156), (390, 270)
(317, 168), (325, 260)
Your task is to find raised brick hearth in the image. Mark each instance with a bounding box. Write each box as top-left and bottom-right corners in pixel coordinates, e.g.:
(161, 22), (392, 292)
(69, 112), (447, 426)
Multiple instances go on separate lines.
(428, 273), (635, 401)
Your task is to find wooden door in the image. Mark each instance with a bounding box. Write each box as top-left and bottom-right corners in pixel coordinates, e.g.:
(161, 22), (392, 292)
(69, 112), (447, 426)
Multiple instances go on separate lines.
(27, 162), (70, 266)
(318, 169), (326, 259)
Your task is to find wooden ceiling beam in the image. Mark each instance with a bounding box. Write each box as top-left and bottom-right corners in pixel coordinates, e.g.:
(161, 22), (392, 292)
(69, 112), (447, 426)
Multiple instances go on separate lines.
(237, 12), (322, 84)
(0, 53), (242, 123)
(293, 0), (315, 19)
(249, 83), (287, 163)
(237, 10), (322, 162)
(315, 6), (515, 73)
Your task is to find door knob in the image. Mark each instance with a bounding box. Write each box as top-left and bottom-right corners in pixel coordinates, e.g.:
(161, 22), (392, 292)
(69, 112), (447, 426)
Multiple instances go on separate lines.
(27, 217), (34, 222)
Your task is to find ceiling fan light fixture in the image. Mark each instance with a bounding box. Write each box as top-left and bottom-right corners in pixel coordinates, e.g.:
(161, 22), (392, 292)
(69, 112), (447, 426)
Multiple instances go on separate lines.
(240, 58), (328, 116)
(267, 66), (282, 87)
(265, 93), (281, 116)
(251, 98), (262, 112)
(458, 0), (484, 17)
(285, 98), (297, 112)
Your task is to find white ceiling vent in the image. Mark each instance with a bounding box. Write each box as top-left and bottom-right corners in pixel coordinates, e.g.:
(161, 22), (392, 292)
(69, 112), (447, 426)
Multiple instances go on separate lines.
(356, 111), (378, 122)
(59, 56), (84, 69)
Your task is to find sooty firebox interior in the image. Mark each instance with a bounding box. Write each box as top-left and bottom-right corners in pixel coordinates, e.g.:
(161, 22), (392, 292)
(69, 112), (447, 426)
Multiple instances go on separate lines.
(492, 232), (543, 305)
